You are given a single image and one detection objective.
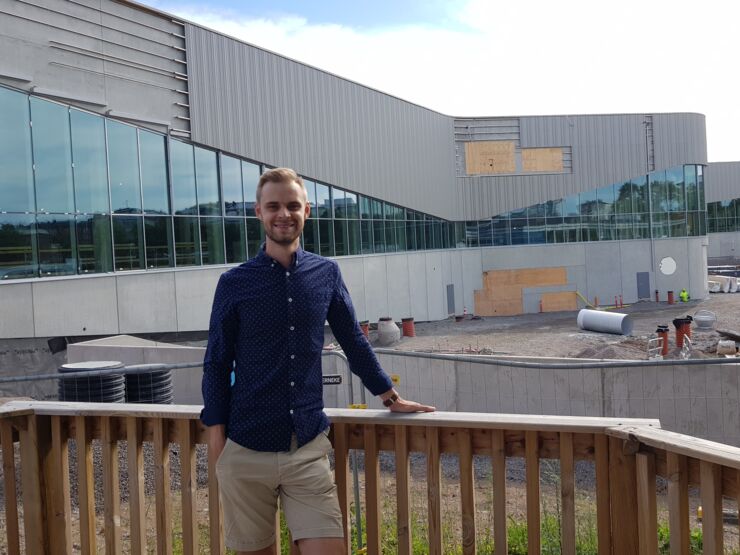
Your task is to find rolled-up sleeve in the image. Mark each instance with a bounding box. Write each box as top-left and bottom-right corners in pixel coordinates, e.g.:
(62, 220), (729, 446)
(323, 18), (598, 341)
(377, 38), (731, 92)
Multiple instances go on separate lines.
(200, 274), (238, 426)
(326, 263), (393, 396)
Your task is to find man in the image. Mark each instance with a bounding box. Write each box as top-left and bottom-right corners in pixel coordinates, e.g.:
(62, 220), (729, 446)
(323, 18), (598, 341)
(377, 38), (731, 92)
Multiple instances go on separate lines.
(201, 167), (435, 555)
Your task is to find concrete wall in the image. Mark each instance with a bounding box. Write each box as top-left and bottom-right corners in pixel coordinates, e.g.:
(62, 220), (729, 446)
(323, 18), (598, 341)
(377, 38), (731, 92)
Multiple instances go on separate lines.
(706, 161), (740, 202)
(708, 231), (740, 264)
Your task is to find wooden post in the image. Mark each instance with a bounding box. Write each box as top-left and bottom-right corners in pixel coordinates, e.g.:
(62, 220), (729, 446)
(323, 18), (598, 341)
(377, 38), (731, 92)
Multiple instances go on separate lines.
(178, 420), (199, 555)
(560, 432), (576, 555)
(427, 426), (442, 555)
(395, 425), (412, 555)
(364, 424), (381, 554)
(126, 417), (147, 555)
(19, 414), (50, 555)
(333, 423), (352, 554)
(594, 434), (611, 555)
(1, 419), (21, 555)
(525, 430), (540, 555)
(49, 416), (72, 554)
(154, 418), (173, 554)
(76, 416), (97, 555)
(608, 436), (638, 553)
(636, 452), (658, 555)
(491, 429), (507, 555)
(700, 461), (723, 554)
(207, 433), (224, 554)
(667, 452), (689, 555)
(458, 428), (476, 555)
(101, 416), (122, 554)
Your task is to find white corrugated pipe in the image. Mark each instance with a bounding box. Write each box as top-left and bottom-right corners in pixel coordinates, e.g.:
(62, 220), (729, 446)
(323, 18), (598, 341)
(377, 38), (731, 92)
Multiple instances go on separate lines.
(577, 309), (634, 335)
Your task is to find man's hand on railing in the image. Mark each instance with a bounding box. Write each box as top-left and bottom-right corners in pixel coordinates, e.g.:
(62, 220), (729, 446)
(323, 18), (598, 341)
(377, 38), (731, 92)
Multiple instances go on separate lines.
(380, 389), (436, 412)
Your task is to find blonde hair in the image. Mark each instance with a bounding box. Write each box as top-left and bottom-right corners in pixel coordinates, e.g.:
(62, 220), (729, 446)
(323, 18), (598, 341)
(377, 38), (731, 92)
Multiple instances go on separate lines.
(256, 168), (306, 202)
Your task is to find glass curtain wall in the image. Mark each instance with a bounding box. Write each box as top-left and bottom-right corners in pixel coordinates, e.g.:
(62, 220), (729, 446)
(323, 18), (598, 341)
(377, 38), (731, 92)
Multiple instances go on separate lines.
(0, 84), (710, 283)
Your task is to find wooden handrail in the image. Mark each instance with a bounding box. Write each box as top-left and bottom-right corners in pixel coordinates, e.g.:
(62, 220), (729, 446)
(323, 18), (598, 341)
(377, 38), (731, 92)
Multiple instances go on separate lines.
(3, 400), (740, 554)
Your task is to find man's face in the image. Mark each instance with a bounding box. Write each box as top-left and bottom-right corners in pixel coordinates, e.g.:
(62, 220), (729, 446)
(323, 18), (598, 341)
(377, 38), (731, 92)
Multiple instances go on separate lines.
(255, 180), (310, 246)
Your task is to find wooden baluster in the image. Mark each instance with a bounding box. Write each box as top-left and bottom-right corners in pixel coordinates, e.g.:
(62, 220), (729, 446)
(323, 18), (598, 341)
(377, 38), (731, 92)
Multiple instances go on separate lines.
(154, 418), (173, 554)
(667, 453), (689, 555)
(333, 423), (352, 554)
(395, 425), (412, 555)
(49, 416), (72, 553)
(19, 414), (47, 554)
(178, 420), (199, 555)
(608, 436), (638, 553)
(491, 429), (507, 555)
(458, 428), (476, 555)
(364, 424), (381, 555)
(126, 417), (147, 555)
(560, 432), (576, 555)
(525, 430), (540, 555)
(594, 434), (610, 555)
(1, 419), (20, 555)
(636, 452), (658, 555)
(207, 433), (224, 554)
(76, 416), (97, 555)
(700, 461), (723, 554)
(427, 426), (442, 555)
(102, 416), (122, 553)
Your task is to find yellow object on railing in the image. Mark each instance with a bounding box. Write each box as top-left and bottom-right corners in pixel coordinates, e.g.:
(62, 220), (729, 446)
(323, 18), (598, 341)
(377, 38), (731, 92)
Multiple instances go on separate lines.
(348, 403), (368, 409)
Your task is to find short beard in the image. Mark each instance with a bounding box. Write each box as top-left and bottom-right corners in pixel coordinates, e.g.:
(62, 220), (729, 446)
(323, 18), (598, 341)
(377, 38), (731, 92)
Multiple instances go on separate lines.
(264, 227), (302, 246)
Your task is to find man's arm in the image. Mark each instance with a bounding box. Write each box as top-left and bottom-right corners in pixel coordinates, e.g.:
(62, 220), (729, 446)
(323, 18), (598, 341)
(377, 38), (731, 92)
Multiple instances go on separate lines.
(326, 263), (434, 413)
(201, 274), (239, 458)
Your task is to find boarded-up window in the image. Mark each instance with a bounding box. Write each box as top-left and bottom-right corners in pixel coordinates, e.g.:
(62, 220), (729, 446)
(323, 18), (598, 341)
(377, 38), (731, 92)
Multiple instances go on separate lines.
(464, 141), (515, 175)
(521, 147), (563, 172)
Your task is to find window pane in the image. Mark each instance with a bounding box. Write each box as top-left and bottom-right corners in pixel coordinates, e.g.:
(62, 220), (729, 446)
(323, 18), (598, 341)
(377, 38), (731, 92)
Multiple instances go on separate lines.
(373, 220), (385, 252)
(174, 216), (201, 266)
(649, 170), (668, 213)
(112, 216), (144, 271)
(528, 218), (546, 244)
(347, 220), (360, 255)
(302, 218), (318, 254)
(579, 190), (597, 216)
(510, 218), (527, 245)
(416, 220), (427, 249)
(0, 88), (34, 212)
(492, 216), (510, 246)
(224, 218), (246, 263)
(371, 199), (383, 219)
(31, 98), (74, 213)
(76, 214), (112, 273)
(405, 220), (416, 250)
(316, 183), (332, 218)
(666, 167), (685, 212)
(70, 110), (109, 214)
(670, 212), (687, 237)
(107, 120), (142, 214)
(598, 215), (615, 241)
(0, 214), (37, 279)
(333, 189), (347, 219)
(615, 214), (634, 240)
(697, 166), (705, 209)
(581, 216), (599, 242)
(243, 162), (260, 217)
(384, 202), (394, 220)
(319, 219), (334, 256)
(597, 185), (615, 216)
(170, 140), (197, 215)
(201, 217), (225, 264)
(479, 220), (492, 247)
(651, 213), (669, 238)
(195, 147), (220, 216)
(360, 220), (374, 254)
(37, 214), (76, 275)
(631, 176), (649, 213)
(385, 220), (396, 252)
(246, 218), (264, 258)
(139, 130), (170, 214)
(221, 155), (244, 216)
(614, 181), (632, 214)
(685, 165), (698, 211)
(334, 219), (348, 255)
(634, 213), (650, 239)
(564, 216), (581, 242)
(145, 216), (174, 268)
(465, 221), (479, 247)
(345, 191), (359, 219)
(396, 220), (406, 251)
(359, 196), (372, 219)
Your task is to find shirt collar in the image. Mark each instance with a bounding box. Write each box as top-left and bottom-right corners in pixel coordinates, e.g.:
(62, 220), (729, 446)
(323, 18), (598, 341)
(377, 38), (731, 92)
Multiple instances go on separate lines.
(256, 243), (305, 270)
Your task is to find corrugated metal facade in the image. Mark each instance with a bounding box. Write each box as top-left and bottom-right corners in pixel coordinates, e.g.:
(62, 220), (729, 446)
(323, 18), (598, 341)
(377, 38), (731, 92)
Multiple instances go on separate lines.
(185, 24), (459, 219)
(705, 161), (740, 201)
(456, 113), (708, 220)
(0, 0), (189, 134)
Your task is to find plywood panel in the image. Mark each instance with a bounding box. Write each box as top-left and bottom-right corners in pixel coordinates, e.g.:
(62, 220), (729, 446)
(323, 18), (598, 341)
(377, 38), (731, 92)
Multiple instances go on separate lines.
(541, 292), (577, 312)
(522, 147), (564, 172)
(486, 285), (524, 302)
(484, 267), (568, 287)
(489, 300), (524, 316)
(465, 141), (516, 175)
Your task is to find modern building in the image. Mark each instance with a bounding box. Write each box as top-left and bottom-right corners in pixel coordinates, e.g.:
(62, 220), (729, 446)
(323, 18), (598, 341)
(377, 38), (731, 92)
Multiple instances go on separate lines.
(0, 0), (718, 341)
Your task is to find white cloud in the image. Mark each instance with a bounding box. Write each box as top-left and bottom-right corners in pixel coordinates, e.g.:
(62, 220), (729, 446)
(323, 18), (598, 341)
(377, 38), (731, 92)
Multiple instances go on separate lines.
(159, 0), (740, 161)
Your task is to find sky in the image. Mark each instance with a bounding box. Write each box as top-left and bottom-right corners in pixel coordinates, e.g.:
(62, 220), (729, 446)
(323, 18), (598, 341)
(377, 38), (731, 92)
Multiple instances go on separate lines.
(148, 0), (740, 162)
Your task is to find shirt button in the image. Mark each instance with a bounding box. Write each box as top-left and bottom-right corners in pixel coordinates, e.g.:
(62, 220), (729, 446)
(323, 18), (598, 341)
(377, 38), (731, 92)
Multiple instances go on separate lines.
(290, 381), (295, 386)
(286, 271), (290, 276)
(290, 326), (295, 331)
(288, 297), (293, 302)
(271, 263), (275, 268)
(290, 354), (295, 359)
(289, 409), (294, 414)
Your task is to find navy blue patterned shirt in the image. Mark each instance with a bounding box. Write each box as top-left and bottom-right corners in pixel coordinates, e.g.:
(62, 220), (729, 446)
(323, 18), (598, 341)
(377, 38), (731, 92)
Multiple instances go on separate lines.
(201, 247), (393, 451)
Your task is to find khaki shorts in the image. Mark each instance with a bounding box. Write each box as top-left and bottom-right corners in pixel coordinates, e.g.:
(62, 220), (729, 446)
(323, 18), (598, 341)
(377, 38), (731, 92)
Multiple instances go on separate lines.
(215, 431), (343, 551)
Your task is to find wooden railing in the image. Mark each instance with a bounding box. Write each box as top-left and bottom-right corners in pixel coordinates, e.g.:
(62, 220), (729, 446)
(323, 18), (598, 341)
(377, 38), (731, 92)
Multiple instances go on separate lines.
(2, 400), (740, 554)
